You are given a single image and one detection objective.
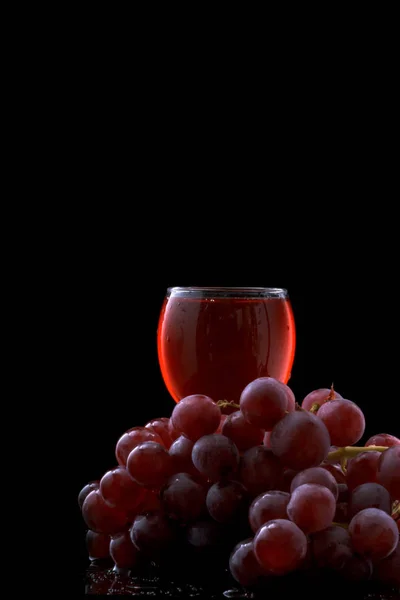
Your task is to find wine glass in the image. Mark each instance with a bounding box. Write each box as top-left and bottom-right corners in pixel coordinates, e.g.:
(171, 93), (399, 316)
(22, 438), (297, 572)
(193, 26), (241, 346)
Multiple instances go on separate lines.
(157, 286), (296, 406)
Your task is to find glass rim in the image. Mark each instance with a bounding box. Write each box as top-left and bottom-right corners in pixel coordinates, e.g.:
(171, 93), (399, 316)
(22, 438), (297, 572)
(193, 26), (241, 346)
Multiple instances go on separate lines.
(166, 286), (288, 298)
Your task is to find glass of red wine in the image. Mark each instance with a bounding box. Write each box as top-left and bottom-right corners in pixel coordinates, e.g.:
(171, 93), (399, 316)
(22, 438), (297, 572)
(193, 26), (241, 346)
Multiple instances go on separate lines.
(157, 286), (296, 406)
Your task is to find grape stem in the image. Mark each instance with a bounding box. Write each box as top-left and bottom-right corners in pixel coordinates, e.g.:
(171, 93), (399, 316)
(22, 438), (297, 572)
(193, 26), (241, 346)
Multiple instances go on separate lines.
(216, 400), (240, 410)
(332, 521), (348, 529)
(392, 500), (400, 521)
(327, 445), (389, 462)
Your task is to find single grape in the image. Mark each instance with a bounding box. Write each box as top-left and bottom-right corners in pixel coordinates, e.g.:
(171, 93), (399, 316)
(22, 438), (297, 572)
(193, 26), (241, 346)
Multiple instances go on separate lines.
(186, 519), (225, 549)
(229, 538), (267, 586)
(377, 446), (400, 499)
(100, 466), (145, 512)
(222, 411), (264, 451)
(192, 434), (239, 482)
(373, 542), (400, 588)
(130, 512), (177, 557)
(287, 484), (336, 534)
(365, 433), (400, 448)
(277, 468), (298, 492)
(340, 554), (372, 582)
(239, 446), (282, 497)
(145, 417), (173, 448)
(249, 491), (290, 533)
(349, 482), (392, 518)
(206, 480), (247, 523)
(127, 441), (173, 488)
(216, 414), (227, 434)
(270, 411), (330, 470)
(263, 431), (271, 448)
(254, 519), (307, 575)
(110, 531), (141, 568)
(82, 490), (128, 534)
(348, 507), (398, 561)
(301, 388), (342, 412)
(161, 474), (206, 522)
(171, 394), (221, 441)
(78, 481), (99, 510)
(290, 467), (338, 501)
(168, 436), (197, 476)
(86, 530), (110, 560)
(240, 377), (288, 430)
(317, 399), (365, 446)
(321, 463), (347, 485)
(116, 427), (164, 467)
(311, 525), (351, 570)
(346, 452), (380, 491)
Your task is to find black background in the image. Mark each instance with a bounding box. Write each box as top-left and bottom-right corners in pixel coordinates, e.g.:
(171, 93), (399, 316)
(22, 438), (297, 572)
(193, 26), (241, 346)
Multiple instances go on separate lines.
(73, 232), (399, 591)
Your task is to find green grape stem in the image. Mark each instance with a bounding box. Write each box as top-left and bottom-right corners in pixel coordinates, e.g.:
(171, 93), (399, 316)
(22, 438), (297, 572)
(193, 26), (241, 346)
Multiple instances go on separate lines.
(327, 445), (389, 462)
(332, 522), (349, 530)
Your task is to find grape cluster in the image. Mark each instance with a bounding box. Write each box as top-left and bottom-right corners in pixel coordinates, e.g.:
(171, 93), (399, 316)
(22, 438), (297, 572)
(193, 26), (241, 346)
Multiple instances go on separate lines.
(79, 379), (400, 592)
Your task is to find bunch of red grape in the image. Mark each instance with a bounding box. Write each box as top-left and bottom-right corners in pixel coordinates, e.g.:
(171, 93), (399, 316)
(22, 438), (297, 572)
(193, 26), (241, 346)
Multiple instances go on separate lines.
(79, 378), (400, 592)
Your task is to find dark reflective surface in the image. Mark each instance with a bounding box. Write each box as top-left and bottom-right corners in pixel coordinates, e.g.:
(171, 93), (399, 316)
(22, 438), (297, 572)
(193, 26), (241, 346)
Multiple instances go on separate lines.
(84, 562), (399, 598)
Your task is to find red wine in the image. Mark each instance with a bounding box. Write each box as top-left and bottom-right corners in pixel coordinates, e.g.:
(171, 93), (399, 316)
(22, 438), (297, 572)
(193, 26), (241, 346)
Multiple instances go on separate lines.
(157, 292), (295, 404)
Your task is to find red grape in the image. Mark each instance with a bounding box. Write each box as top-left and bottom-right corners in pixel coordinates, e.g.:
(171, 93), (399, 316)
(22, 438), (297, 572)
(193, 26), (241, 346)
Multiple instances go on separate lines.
(302, 388), (342, 411)
(86, 530), (110, 560)
(100, 466), (145, 512)
(240, 377), (288, 430)
(349, 482), (392, 518)
(116, 427), (164, 467)
(127, 441), (173, 488)
(287, 484), (336, 534)
(270, 411), (330, 470)
(145, 417), (173, 448)
(348, 507), (398, 562)
(222, 411), (264, 451)
(290, 467), (338, 501)
(171, 394), (221, 441)
(377, 446), (400, 499)
(130, 512), (177, 557)
(110, 530), (141, 568)
(192, 434), (239, 482)
(206, 480), (247, 523)
(340, 554), (372, 582)
(365, 433), (400, 448)
(229, 538), (267, 586)
(311, 525), (351, 570)
(239, 446), (282, 497)
(82, 490), (128, 534)
(216, 414), (227, 434)
(78, 481), (99, 509)
(249, 491), (290, 533)
(169, 435), (197, 476)
(161, 474), (206, 522)
(317, 399), (365, 446)
(346, 451), (380, 491)
(320, 463), (346, 485)
(279, 382), (296, 412)
(373, 542), (400, 588)
(254, 519), (307, 575)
